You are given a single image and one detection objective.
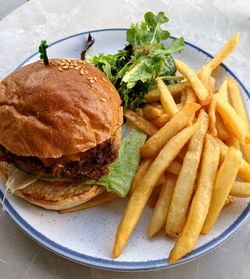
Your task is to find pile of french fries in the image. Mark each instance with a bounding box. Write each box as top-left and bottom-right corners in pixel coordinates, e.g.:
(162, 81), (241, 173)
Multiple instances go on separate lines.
(113, 32), (250, 263)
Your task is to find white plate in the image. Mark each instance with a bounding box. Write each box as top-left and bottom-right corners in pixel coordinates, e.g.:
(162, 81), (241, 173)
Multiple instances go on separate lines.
(0, 29), (249, 271)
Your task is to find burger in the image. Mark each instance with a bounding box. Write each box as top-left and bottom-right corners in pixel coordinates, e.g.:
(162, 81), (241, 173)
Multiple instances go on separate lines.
(0, 58), (124, 210)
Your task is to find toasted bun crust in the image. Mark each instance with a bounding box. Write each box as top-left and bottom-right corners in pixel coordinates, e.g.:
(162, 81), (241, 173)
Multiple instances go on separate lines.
(0, 59), (122, 158)
(0, 162), (104, 210)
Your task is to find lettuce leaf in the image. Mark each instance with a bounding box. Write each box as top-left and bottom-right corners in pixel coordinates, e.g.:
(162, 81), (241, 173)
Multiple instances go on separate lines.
(79, 127), (147, 197)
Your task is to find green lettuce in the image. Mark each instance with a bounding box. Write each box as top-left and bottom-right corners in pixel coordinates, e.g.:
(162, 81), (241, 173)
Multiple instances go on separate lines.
(77, 127), (147, 197)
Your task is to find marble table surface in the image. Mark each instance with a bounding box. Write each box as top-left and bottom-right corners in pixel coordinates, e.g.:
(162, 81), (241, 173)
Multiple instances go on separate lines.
(0, 0), (249, 278)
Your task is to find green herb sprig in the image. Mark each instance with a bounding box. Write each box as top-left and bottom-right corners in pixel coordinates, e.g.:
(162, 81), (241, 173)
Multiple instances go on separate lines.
(39, 40), (49, 65)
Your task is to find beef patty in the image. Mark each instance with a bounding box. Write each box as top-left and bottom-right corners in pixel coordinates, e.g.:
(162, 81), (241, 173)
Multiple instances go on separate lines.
(0, 139), (117, 180)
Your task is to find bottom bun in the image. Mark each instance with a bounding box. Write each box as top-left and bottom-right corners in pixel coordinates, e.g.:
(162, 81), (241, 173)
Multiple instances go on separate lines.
(0, 162), (105, 211)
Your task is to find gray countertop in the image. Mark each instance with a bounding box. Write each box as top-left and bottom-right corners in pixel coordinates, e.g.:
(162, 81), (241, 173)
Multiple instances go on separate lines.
(0, 1), (249, 278)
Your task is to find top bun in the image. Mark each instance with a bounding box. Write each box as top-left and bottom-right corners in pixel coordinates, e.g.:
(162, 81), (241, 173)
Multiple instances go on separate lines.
(0, 59), (122, 158)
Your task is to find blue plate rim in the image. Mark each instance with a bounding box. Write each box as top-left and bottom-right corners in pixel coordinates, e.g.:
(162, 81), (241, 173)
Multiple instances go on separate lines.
(1, 28), (249, 271)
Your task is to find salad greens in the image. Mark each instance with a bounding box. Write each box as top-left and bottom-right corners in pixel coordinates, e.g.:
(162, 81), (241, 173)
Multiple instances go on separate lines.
(83, 11), (184, 110)
(39, 40), (49, 65)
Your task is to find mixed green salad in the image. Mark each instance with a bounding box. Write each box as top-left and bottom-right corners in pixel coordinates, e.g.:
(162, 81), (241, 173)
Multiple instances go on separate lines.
(83, 11), (184, 109)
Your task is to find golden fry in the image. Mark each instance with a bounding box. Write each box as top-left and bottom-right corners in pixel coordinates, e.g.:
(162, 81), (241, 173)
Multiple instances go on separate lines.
(166, 110), (209, 236)
(185, 87), (197, 104)
(230, 181), (250, 198)
(129, 159), (152, 195)
(148, 175), (176, 238)
(227, 77), (248, 122)
(140, 103), (200, 158)
(206, 33), (240, 71)
(218, 79), (228, 101)
(167, 160), (182, 175)
(59, 192), (119, 214)
(113, 122), (200, 258)
(226, 136), (240, 150)
(198, 65), (212, 91)
(208, 76), (216, 96)
(124, 109), (158, 136)
(215, 137), (250, 182)
(216, 113), (230, 141)
(146, 83), (187, 102)
(143, 104), (164, 120)
(214, 93), (248, 143)
(152, 113), (171, 128)
(169, 134), (220, 263)
(208, 96), (217, 136)
(180, 90), (187, 104)
(175, 59), (209, 105)
(157, 77), (179, 116)
(202, 148), (242, 234)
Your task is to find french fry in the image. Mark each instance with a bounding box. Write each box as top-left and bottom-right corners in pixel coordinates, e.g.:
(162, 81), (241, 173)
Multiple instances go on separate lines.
(198, 65), (212, 91)
(218, 79), (228, 101)
(167, 160), (182, 175)
(174, 59), (210, 105)
(59, 192), (119, 214)
(140, 103), (200, 158)
(180, 90), (187, 104)
(227, 77), (248, 122)
(243, 144), (250, 163)
(216, 113), (230, 141)
(185, 87), (197, 104)
(124, 109), (158, 136)
(214, 93), (248, 143)
(169, 134), (220, 264)
(206, 33), (240, 71)
(152, 113), (171, 128)
(129, 159), (152, 195)
(230, 181), (250, 198)
(157, 77), (179, 116)
(202, 147), (242, 234)
(208, 76), (216, 96)
(148, 175), (176, 237)
(215, 137), (250, 182)
(143, 104), (164, 120)
(224, 195), (235, 207)
(208, 96), (217, 136)
(227, 77), (250, 161)
(166, 110), (209, 236)
(113, 122), (200, 258)
(177, 146), (188, 161)
(226, 136), (240, 149)
(146, 83), (187, 102)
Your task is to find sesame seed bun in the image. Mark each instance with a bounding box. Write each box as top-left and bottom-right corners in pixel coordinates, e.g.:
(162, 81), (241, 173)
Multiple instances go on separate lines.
(0, 59), (122, 158)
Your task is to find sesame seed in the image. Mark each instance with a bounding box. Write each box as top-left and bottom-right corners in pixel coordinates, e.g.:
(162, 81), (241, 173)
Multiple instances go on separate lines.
(102, 77), (107, 82)
(93, 77), (97, 81)
(80, 70), (85, 75)
(69, 65), (74, 69)
(58, 67), (63, 72)
(63, 65), (69, 69)
(89, 79), (95, 84)
(75, 66), (80, 70)
(85, 70), (88, 74)
(87, 77), (92, 80)
(100, 98), (106, 102)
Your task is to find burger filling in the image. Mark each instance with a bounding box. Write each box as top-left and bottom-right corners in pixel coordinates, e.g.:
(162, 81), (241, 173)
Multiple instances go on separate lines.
(0, 139), (117, 180)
